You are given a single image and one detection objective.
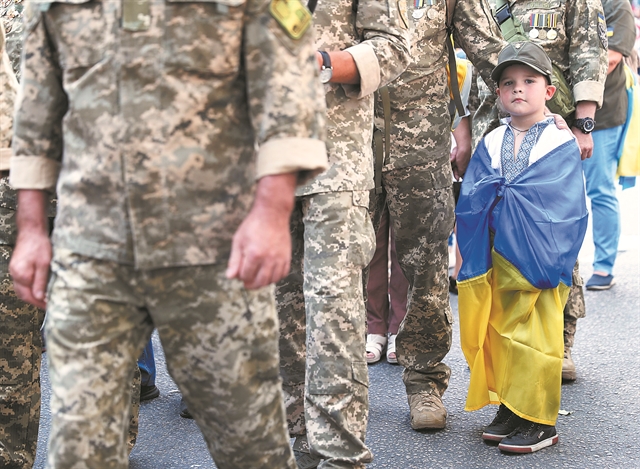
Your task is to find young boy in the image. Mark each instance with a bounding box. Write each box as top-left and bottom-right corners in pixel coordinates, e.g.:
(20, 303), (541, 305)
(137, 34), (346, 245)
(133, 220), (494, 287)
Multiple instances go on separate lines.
(455, 42), (588, 454)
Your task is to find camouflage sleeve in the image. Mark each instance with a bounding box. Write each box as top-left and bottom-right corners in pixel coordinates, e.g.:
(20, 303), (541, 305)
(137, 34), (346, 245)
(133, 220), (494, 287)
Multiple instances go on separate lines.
(343, 0), (411, 98)
(0, 22), (18, 171)
(452, 0), (505, 94)
(566, 0), (607, 105)
(244, 0), (328, 183)
(10, 6), (67, 191)
(603, 0), (636, 58)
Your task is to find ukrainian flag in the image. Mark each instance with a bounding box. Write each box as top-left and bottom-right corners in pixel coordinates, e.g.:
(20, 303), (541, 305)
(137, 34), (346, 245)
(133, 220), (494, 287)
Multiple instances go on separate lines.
(456, 130), (587, 425)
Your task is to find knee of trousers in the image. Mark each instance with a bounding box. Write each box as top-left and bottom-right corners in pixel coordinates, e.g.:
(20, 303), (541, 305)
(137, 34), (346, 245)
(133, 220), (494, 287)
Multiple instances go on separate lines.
(306, 360), (368, 396)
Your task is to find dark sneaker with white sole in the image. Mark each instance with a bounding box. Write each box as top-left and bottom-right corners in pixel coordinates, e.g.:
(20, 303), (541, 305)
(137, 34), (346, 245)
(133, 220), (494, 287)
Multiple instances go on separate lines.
(498, 421), (558, 453)
(482, 404), (524, 442)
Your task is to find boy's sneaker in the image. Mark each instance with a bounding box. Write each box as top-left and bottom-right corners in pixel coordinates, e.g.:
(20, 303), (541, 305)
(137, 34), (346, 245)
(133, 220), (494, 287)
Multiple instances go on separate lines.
(498, 421), (558, 453)
(482, 404), (523, 442)
(585, 274), (615, 291)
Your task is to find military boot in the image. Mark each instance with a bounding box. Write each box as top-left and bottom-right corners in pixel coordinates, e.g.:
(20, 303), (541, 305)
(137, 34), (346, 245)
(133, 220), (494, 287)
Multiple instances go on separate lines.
(563, 317), (577, 381)
(407, 391), (447, 430)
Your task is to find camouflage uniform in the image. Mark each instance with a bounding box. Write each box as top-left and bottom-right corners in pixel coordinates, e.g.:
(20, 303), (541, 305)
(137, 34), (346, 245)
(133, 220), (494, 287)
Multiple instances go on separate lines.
(1, 3), (142, 465)
(471, 0), (608, 377)
(368, 0), (504, 428)
(472, 0), (608, 145)
(276, 1), (410, 466)
(10, 0), (327, 467)
(0, 5), (43, 468)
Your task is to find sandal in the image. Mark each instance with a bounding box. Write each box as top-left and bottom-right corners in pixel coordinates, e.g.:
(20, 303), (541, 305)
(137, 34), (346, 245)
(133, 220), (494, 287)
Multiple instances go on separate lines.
(366, 334), (387, 364)
(386, 334), (398, 364)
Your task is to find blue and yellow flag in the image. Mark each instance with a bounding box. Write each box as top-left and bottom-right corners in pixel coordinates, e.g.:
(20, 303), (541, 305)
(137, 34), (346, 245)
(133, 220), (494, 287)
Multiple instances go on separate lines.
(456, 134), (587, 425)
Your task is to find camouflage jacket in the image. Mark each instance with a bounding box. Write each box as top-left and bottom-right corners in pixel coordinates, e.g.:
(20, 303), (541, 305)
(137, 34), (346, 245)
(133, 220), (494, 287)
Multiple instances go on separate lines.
(296, 0), (411, 196)
(0, 0), (22, 172)
(378, 0), (505, 172)
(494, 0), (607, 105)
(11, 0), (328, 269)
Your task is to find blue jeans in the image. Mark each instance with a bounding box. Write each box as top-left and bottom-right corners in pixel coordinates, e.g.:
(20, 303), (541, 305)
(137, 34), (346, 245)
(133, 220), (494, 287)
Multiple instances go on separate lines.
(137, 338), (156, 387)
(582, 125), (624, 274)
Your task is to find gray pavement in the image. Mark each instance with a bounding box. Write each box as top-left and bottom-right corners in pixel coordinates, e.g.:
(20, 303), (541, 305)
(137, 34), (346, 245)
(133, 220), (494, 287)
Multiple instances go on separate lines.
(33, 188), (640, 468)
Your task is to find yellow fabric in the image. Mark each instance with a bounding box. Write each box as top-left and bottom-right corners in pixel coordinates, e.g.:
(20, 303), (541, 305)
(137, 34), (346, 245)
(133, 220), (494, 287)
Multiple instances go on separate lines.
(458, 251), (569, 426)
(617, 65), (640, 178)
(446, 58), (470, 101)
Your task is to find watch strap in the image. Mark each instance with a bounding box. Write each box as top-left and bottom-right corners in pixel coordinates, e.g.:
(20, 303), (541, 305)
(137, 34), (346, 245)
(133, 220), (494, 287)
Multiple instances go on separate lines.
(319, 50), (332, 71)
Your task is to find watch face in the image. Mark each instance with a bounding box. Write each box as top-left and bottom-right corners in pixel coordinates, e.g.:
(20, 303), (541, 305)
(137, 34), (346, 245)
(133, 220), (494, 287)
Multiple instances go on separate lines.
(583, 119), (595, 132)
(320, 68), (332, 84)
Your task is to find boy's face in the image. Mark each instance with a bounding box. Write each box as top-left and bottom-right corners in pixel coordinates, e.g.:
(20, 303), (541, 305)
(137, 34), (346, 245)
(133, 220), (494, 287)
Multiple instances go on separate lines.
(496, 64), (556, 119)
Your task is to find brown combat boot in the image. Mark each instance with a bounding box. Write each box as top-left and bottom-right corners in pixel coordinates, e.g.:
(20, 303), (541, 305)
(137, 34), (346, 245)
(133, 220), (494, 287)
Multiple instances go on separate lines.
(407, 391), (447, 430)
(562, 346), (577, 381)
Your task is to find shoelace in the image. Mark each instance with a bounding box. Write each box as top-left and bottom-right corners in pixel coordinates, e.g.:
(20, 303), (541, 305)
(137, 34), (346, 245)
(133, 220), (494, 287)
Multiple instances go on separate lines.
(516, 421), (538, 438)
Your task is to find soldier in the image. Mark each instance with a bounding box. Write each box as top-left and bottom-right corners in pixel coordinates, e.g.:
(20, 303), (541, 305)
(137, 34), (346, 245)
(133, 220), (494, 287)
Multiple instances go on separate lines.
(8, 0), (327, 467)
(368, 0), (505, 431)
(275, 1), (411, 467)
(0, 9), (44, 467)
(472, 0), (608, 382)
(1, 1), (144, 463)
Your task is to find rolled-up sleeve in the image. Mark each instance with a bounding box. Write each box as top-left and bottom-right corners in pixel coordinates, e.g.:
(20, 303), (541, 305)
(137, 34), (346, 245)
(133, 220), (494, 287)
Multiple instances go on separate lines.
(342, 0), (411, 99)
(256, 137), (328, 183)
(10, 8), (69, 190)
(566, 0), (607, 106)
(244, 0), (328, 184)
(0, 23), (18, 172)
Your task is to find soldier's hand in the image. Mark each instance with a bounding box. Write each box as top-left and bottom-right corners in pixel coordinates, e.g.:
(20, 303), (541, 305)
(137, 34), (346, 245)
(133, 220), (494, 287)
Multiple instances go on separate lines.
(9, 189), (51, 309)
(226, 174), (296, 290)
(571, 129), (594, 160)
(10, 231), (51, 310)
(451, 117), (472, 180)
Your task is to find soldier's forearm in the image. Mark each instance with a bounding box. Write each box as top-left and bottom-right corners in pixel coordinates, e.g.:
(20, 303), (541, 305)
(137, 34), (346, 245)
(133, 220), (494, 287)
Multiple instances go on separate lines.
(16, 190), (49, 236)
(316, 50), (360, 84)
(252, 173), (297, 220)
(574, 101), (597, 119)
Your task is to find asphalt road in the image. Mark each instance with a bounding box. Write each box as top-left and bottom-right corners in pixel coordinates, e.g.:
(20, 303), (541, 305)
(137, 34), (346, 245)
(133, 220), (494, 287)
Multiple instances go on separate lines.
(33, 187), (640, 469)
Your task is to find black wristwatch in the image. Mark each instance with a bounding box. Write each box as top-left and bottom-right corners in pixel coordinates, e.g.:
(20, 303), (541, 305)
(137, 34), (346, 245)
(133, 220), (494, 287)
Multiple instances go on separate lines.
(573, 117), (596, 134)
(318, 50), (333, 84)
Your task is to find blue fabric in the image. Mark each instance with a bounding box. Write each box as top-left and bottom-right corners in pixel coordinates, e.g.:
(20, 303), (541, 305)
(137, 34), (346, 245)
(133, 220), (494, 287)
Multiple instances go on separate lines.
(456, 138), (588, 289)
(583, 125), (625, 274)
(137, 338), (156, 387)
(616, 80), (637, 189)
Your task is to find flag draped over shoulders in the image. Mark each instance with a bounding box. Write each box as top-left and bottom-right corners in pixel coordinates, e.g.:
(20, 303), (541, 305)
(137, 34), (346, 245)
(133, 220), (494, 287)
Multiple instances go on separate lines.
(455, 128), (587, 425)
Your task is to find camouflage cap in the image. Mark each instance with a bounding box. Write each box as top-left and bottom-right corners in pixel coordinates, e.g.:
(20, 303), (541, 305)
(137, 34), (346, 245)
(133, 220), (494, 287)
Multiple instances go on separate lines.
(491, 41), (553, 84)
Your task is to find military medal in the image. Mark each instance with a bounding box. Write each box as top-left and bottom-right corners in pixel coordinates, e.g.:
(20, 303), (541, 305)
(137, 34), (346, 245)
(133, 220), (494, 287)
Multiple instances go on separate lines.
(529, 13), (540, 39)
(412, 0), (432, 19)
(538, 29), (547, 40)
(427, 8), (437, 19)
(547, 29), (557, 40)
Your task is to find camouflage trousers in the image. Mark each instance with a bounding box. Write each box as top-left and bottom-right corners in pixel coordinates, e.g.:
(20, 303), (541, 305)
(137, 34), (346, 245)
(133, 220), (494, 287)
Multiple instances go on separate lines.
(277, 191), (376, 469)
(0, 246), (44, 469)
(369, 160), (455, 397)
(45, 248), (296, 469)
(564, 261), (586, 347)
